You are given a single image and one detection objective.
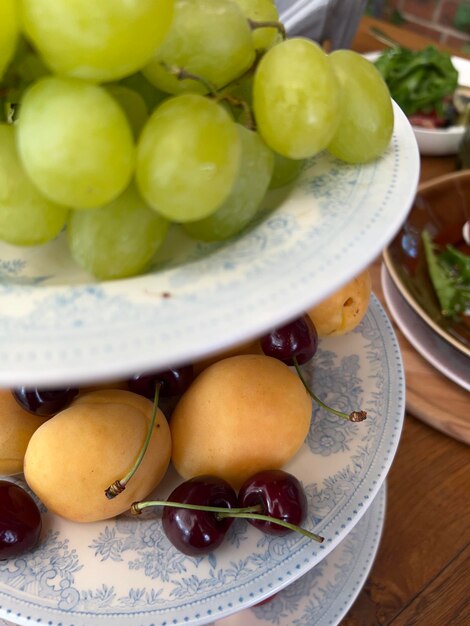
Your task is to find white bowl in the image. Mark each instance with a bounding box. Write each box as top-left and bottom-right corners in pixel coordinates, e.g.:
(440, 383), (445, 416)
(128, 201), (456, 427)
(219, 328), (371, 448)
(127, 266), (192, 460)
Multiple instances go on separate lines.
(414, 56), (470, 156)
(366, 52), (470, 157)
(413, 120), (466, 156)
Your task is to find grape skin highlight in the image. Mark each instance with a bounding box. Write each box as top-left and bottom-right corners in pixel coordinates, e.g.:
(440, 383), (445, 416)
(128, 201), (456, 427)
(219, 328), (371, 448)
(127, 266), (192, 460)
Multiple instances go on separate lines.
(136, 93), (242, 223)
(0, 124), (68, 246)
(17, 76), (135, 210)
(20, 0), (175, 82)
(253, 38), (342, 159)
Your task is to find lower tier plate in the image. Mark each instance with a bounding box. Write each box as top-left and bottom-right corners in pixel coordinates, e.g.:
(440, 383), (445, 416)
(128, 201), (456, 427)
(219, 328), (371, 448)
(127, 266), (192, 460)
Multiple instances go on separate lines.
(0, 296), (404, 626)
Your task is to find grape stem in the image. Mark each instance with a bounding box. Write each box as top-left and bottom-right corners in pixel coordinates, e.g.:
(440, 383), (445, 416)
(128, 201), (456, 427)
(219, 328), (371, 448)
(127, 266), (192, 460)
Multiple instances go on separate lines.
(162, 63), (218, 96)
(130, 500), (324, 543)
(248, 19), (287, 40)
(293, 357), (367, 422)
(216, 92), (256, 131)
(105, 384), (161, 499)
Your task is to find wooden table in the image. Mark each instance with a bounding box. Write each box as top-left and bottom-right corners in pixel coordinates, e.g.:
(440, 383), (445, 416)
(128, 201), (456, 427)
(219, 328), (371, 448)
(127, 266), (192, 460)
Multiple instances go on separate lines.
(338, 17), (470, 625)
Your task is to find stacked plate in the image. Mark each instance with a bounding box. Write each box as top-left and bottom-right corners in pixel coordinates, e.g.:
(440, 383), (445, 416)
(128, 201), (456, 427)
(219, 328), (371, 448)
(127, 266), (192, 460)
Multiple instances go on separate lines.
(382, 170), (470, 394)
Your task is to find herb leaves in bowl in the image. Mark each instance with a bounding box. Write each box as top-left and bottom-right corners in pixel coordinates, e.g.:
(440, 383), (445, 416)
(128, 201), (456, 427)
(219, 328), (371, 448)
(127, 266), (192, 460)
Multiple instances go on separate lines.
(374, 45), (459, 126)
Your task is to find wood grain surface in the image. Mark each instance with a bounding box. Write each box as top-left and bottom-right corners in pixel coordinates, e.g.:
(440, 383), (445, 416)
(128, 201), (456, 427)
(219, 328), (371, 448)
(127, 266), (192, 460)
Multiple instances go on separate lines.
(339, 16), (470, 626)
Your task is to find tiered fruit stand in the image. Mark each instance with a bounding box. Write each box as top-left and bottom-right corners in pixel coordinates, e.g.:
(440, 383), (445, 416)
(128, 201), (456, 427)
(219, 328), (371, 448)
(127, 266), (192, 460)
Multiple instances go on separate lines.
(0, 94), (419, 626)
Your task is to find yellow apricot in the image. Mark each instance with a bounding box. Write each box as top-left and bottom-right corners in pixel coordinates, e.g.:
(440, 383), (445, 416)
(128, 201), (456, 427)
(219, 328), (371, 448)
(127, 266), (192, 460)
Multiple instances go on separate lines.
(24, 390), (171, 522)
(193, 338), (263, 375)
(0, 390), (48, 475)
(307, 269), (371, 337)
(171, 354), (312, 489)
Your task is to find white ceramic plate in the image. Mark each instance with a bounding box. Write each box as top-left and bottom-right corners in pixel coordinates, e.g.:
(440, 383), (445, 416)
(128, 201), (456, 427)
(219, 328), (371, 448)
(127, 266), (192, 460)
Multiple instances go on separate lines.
(209, 483), (386, 626)
(0, 297), (404, 626)
(366, 52), (470, 156)
(382, 264), (470, 391)
(0, 103), (418, 388)
(0, 485), (386, 626)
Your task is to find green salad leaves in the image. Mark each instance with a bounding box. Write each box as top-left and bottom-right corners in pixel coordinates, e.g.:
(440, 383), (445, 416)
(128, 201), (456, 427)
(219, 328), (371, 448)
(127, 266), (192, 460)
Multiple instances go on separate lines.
(422, 230), (470, 319)
(374, 46), (459, 116)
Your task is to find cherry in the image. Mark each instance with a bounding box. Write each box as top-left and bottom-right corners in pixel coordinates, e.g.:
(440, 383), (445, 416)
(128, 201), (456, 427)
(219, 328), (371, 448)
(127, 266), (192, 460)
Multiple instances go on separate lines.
(260, 314), (367, 423)
(12, 386), (79, 417)
(132, 472), (324, 551)
(260, 315), (318, 365)
(0, 480), (42, 559)
(128, 365), (194, 400)
(238, 469), (307, 535)
(157, 476), (237, 556)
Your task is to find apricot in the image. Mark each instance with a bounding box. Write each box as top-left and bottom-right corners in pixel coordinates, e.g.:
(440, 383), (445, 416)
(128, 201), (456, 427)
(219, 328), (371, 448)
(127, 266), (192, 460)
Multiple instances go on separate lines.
(307, 269), (371, 337)
(170, 354), (312, 489)
(193, 338), (263, 375)
(24, 390), (171, 522)
(0, 390), (48, 475)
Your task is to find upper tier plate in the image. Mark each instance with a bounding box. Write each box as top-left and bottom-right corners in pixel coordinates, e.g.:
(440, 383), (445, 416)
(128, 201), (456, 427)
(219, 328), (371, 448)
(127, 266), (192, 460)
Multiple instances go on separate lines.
(0, 103), (419, 387)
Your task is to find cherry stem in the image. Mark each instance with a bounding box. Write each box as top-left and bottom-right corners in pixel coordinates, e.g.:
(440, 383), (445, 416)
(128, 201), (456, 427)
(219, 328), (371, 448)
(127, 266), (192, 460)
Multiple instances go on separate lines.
(131, 500), (262, 516)
(105, 384), (161, 499)
(130, 500), (324, 543)
(248, 18), (286, 40)
(218, 511), (324, 543)
(293, 357), (367, 423)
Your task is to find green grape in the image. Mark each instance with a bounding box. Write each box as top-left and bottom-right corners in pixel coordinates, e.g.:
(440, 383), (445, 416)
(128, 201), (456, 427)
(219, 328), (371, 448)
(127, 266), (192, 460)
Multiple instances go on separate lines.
(0, 0), (18, 79)
(0, 124), (68, 246)
(20, 0), (174, 82)
(136, 93), (241, 223)
(119, 72), (168, 113)
(183, 125), (274, 242)
(253, 38), (342, 159)
(67, 183), (169, 280)
(327, 50), (394, 164)
(17, 76), (135, 210)
(143, 0), (256, 95)
(106, 85), (148, 139)
(269, 153), (304, 189)
(233, 0), (282, 51)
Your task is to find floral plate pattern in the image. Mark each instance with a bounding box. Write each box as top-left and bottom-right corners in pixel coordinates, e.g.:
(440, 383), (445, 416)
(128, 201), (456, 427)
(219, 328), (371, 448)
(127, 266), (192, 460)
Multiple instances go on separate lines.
(0, 103), (419, 387)
(0, 486), (386, 626)
(0, 297), (404, 626)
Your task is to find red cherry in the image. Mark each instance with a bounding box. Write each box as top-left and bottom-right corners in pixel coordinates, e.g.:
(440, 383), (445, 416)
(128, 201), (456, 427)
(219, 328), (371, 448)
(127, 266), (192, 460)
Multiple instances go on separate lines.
(238, 469), (307, 535)
(0, 481), (42, 559)
(12, 386), (79, 417)
(128, 365), (194, 399)
(260, 315), (318, 365)
(161, 476), (238, 556)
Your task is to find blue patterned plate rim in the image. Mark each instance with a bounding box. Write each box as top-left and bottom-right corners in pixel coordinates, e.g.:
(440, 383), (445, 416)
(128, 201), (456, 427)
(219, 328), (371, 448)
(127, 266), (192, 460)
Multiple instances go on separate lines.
(0, 296), (404, 626)
(208, 482), (387, 626)
(0, 103), (419, 387)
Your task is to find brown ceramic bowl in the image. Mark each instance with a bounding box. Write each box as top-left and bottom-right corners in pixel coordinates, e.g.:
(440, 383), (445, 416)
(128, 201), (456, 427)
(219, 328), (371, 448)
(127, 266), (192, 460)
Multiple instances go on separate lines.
(383, 169), (470, 358)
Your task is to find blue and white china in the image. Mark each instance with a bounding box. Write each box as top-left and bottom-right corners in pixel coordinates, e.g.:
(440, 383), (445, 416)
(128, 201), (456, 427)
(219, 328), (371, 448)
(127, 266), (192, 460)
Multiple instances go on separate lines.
(0, 298), (404, 626)
(0, 104), (418, 387)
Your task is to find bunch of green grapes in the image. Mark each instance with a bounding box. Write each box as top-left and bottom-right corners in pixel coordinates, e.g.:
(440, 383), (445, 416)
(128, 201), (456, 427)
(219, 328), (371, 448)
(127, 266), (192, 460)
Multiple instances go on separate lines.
(0, 0), (394, 281)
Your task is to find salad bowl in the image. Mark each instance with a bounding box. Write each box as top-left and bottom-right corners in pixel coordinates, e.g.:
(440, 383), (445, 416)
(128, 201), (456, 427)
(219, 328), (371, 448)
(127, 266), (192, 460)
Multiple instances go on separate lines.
(383, 169), (470, 358)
